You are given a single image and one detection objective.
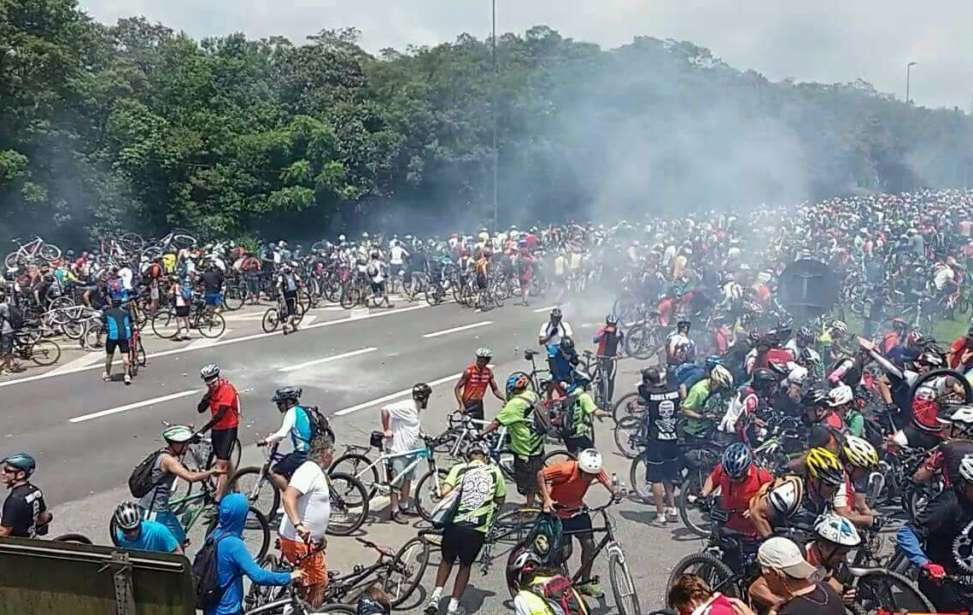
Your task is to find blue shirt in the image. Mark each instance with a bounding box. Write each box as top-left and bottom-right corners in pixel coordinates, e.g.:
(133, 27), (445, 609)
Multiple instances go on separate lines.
(103, 307), (132, 341)
(290, 406), (313, 452)
(114, 520), (179, 553)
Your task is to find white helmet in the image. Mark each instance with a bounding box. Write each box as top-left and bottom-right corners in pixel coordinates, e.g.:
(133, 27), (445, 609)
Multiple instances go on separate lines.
(710, 365), (733, 389)
(828, 384), (853, 407)
(768, 476), (804, 518)
(200, 363), (220, 382)
(162, 425), (194, 444)
(577, 449), (603, 474)
(787, 364), (808, 386)
(959, 453), (973, 483)
(939, 405), (973, 434)
(814, 512), (862, 547)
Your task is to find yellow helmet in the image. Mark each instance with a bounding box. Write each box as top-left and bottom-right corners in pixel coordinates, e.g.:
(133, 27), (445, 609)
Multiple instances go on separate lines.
(842, 435), (879, 469)
(805, 447), (845, 486)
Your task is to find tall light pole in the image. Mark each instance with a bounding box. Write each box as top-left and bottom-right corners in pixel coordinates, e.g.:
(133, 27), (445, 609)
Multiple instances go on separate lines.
(906, 61), (917, 105)
(491, 0), (499, 232)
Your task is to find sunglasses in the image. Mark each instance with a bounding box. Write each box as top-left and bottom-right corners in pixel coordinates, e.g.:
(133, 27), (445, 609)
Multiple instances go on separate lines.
(2, 466), (19, 474)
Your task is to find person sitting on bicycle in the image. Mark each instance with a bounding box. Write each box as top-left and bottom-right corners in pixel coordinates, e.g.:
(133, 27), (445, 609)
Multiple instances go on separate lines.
(1, 453), (52, 538)
(261, 387), (316, 493)
(560, 378), (608, 455)
(112, 501), (182, 554)
(101, 297), (132, 385)
(681, 364), (734, 443)
(482, 374), (543, 507)
(896, 452), (973, 612)
(700, 444), (773, 540)
(454, 347), (505, 422)
(275, 262), (303, 335)
(536, 449), (617, 598)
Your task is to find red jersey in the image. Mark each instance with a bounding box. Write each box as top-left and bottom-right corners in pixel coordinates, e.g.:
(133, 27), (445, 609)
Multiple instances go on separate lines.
(542, 461), (610, 519)
(707, 463), (773, 536)
(461, 363), (493, 403)
(208, 379), (240, 430)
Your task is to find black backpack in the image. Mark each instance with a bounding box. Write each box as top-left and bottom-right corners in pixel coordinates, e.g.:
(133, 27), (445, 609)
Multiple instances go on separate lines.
(298, 406), (333, 443)
(193, 533), (231, 610)
(556, 395), (579, 442)
(128, 449), (164, 498)
(5, 303), (24, 330)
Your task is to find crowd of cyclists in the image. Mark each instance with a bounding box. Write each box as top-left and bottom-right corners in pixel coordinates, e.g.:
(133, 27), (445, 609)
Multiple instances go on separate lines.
(4, 188), (973, 613)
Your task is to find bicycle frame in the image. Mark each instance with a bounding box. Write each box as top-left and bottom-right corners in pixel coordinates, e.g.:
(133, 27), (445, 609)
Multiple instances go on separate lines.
(349, 445), (436, 490)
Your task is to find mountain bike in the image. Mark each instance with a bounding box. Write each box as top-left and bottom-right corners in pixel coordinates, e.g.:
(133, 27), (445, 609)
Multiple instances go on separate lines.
(262, 293), (305, 333)
(127, 322), (147, 378)
(5, 236), (61, 267)
(168, 426), (242, 509)
(152, 297), (226, 339)
(324, 537), (429, 607)
(13, 326), (61, 366)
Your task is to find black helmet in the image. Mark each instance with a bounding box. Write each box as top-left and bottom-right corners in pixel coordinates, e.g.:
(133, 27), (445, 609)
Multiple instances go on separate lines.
(550, 308), (562, 320)
(606, 313), (618, 325)
(751, 368), (777, 390)
(271, 386), (302, 403)
(560, 336), (575, 352)
(677, 320), (691, 331)
(412, 382), (432, 401)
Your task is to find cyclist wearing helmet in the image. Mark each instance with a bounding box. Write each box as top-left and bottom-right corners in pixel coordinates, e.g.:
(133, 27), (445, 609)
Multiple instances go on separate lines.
(454, 348), (505, 421)
(837, 436), (883, 529)
(719, 367), (777, 445)
(548, 336), (581, 394)
(638, 367), (682, 526)
(538, 308), (573, 348)
(1, 453), (51, 538)
(197, 363), (239, 502)
(785, 327), (821, 371)
(682, 364), (734, 442)
(592, 314), (624, 403)
(915, 405), (973, 488)
(665, 320), (697, 378)
(896, 452), (973, 611)
(380, 383), (431, 521)
(140, 425), (224, 544)
(275, 261), (303, 334)
(261, 386), (314, 492)
(536, 449), (617, 598)
(511, 550), (590, 615)
(947, 324), (973, 372)
(112, 501), (181, 554)
(561, 378), (609, 454)
(483, 374), (543, 507)
(676, 355), (723, 398)
(700, 443), (772, 538)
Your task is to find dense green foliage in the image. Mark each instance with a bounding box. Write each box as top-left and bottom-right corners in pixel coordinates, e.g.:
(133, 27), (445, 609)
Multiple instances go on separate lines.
(2, 0), (972, 244)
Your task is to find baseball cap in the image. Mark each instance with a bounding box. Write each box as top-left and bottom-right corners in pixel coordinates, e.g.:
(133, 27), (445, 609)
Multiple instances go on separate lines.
(757, 537), (817, 579)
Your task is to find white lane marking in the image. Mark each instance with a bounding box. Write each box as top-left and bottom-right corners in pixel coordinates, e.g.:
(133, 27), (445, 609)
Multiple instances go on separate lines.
(334, 372), (462, 416)
(69, 389), (201, 423)
(0, 303), (432, 389)
(278, 347), (377, 373)
(300, 315), (318, 327)
(223, 313), (266, 322)
(422, 321), (492, 338)
(185, 329), (234, 351)
(48, 352), (104, 376)
(532, 305), (559, 313)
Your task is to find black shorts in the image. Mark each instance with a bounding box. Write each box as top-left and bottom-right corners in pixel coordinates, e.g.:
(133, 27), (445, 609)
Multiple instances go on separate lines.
(441, 524), (486, 566)
(564, 435), (594, 455)
(561, 512), (594, 542)
(0, 333), (13, 355)
(105, 338), (130, 355)
(210, 427), (238, 461)
(272, 451), (307, 478)
(513, 453), (544, 497)
(175, 305), (191, 317)
(283, 292), (298, 317)
(463, 399), (484, 422)
(644, 439), (682, 484)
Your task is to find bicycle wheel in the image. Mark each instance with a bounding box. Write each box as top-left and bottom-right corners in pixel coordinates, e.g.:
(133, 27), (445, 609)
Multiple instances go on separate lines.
(424, 285), (442, 306)
(385, 536), (431, 607)
(665, 552), (737, 607)
(612, 392), (644, 423)
(614, 415), (642, 459)
(229, 466), (280, 522)
(53, 533), (92, 544)
(308, 605), (356, 615)
(128, 347), (139, 377)
(198, 311), (225, 338)
(414, 468), (449, 522)
(850, 569), (935, 613)
(609, 548), (641, 615)
(62, 318), (85, 340)
(328, 453), (380, 499)
(629, 453), (653, 503)
(151, 310), (179, 339)
(29, 339), (61, 366)
(206, 504), (270, 560)
(223, 284), (245, 311)
(677, 473), (712, 537)
(542, 449), (575, 466)
(490, 507), (542, 546)
(325, 472), (369, 536)
(340, 285), (360, 309)
(261, 308), (280, 333)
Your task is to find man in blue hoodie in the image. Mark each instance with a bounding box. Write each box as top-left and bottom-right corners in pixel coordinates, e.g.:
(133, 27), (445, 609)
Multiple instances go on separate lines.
(207, 493), (300, 615)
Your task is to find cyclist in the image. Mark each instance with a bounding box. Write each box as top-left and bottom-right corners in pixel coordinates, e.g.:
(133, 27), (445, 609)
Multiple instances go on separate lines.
(101, 297), (133, 385)
(638, 366), (682, 526)
(665, 320), (697, 379)
(112, 501), (182, 554)
(425, 440), (506, 615)
(896, 452), (973, 611)
(261, 386), (314, 493)
(141, 425), (224, 545)
(357, 584), (392, 615)
(538, 307), (573, 348)
(537, 449), (617, 597)
(200, 262), (224, 317)
(681, 364), (734, 443)
(0, 290), (23, 374)
(561, 379), (609, 454)
(453, 348), (505, 422)
(275, 261), (303, 334)
(0, 453), (51, 538)
(669, 574), (754, 615)
(754, 536), (845, 615)
(197, 364), (240, 503)
(591, 314), (624, 403)
(381, 382), (430, 521)
(366, 250), (392, 307)
(700, 443), (773, 539)
(915, 405), (973, 487)
(482, 374), (543, 507)
(510, 551), (590, 615)
(838, 435), (882, 524)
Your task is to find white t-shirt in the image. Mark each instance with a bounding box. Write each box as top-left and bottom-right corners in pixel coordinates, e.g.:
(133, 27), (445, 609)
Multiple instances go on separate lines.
(279, 461), (331, 541)
(389, 246), (409, 265)
(538, 320), (573, 346)
(383, 399), (421, 454)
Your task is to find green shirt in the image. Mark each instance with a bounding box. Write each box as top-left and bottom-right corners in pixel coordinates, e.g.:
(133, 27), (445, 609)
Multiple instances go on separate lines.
(845, 410), (865, 438)
(681, 379), (714, 437)
(569, 391), (598, 439)
(445, 459), (506, 533)
(496, 391), (543, 456)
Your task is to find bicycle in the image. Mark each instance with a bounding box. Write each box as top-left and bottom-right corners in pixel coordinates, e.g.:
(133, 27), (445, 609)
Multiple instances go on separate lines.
(244, 541), (354, 614)
(507, 349), (553, 396)
(12, 326), (61, 367)
(262, 293), (305, 333)
(127, 322), (147, 378)
(168, 426), (243, 509)
(323, 536), (429, 607)
(5, 236), (61, 268)
(230, 442), (368, 536)
(152, 296), (226, 339)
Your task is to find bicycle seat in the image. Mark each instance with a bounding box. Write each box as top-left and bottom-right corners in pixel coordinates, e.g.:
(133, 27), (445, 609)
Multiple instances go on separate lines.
(369, 431), (386, 450)
(524, 349), (538, 360)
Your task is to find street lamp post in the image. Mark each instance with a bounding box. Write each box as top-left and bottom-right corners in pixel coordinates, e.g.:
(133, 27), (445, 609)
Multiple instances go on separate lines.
(906, 61), (917, 105)
(491, 0), (499, 232)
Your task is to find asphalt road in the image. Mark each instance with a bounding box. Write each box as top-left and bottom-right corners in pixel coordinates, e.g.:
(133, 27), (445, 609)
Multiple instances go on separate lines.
(3, 295), (704, 613)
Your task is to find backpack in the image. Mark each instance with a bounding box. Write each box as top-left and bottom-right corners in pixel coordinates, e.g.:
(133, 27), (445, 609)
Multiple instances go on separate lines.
(297, 406), (332, 444)
(192, 532), (231, 610)
(520, 394), (551, 440)
(5, 303), (24, 330)
(128, 449), (164, 498)
(556, 395), (580, 442)
(523, 512), (564, 568)
(527, 575), (589, 615)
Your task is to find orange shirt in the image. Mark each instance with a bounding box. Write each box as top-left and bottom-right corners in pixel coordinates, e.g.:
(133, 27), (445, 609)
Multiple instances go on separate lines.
(461, 363), (494, 402)
(542, 461), (609, 518)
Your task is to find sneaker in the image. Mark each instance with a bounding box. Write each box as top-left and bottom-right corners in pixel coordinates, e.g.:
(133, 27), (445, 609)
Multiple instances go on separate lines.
(446, 606), (467, 615)
(124, 374), (132, 385)
(102, 371), (111, 382)
(653, 512), (669, 528)
(424, 599), (440, 615)
(578, 579), (604, 598)
(667, 507), (679, 522)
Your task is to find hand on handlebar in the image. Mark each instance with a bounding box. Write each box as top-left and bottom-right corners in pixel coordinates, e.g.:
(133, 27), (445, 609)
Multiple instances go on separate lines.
(921, 562), (946, 581)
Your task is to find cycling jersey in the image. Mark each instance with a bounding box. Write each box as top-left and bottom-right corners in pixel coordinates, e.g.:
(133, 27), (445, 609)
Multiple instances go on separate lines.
(541, 461), (609, 519)
(639, 383), (680, 441)
(114, 519), (180, 553)
(566, 391), (598, 440)
(496, 392), (543, 456)
(708, 463), (772, 536)
(682, 378), (717, 437)
(592, 324), (622, 356)
(207, 379), (240, 430)
(444, 459), (506, 533)
(460, 363), (494, 403)
(923, 439), (973, 486)
(266, 405), (313, 453)
(102, 307), (132, 341)
(1, 483), (47, 537)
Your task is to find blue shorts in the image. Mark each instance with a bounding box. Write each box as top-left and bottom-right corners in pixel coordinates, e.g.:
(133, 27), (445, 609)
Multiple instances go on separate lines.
(204, 292), (222, 306)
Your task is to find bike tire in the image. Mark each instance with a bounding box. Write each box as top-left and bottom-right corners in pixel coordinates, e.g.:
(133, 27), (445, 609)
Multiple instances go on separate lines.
(414, 468), (449, 522)
(614, 415), (642, 459)
(206, 504), (270, 561)
(612, 392), (644, 423)
(677, 474), (711, 537)
(424, 286), (442, 306)
(664, 552), (737, 607)
(128, 349), (139, 377)
(629, 453), (653, 503)
(198, 312), (225, 338)
(229, 466), (281, 522)
(339, 285), (360, 309)
(261, 308), (280, 333)
(53, 533), (92, 544)
(609, 548), (641, 615)
(325, 472), (369, 536)
(223, 285), (245, 311)
(850, 568), (935, 613)
(385, 536), (431, 608)
(151, 310), (179, 339)
(542, 449), (575, 466)
(29, 339), (61, 366)
(328, 453), (380, 499)
(39, 243), (61, 261)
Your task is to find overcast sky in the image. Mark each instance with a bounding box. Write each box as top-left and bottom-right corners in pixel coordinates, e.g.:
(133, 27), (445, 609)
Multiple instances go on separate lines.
(80, 1), (973, 110)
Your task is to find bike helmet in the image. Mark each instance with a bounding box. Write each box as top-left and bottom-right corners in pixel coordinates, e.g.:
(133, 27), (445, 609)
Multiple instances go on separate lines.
(796, 327), (814, 345)
(916, 349), (944, 368)
(466, 440), (489, 457)
(841, 435), (879, 469)
(606, 313), (618, 325)
(959, 453), (973, 483)
(805, 448), (845, 487)
(677, 320), (691, 332)
(830, 320), (848, 335)
(114, 502), (143, 532)
(768, 475), (804, 518)
(560, 337), (575, 352)
(891, 317), (908, 330)
(939, 405), (973, 436)
(475, 347), (493, 359)
(827, 384), (853, 407)
(412, 382), (432, 401)
(577, 449), (603, 474)
(751, 368), (777, 390)
(550, 308), (562, 319)
(710, 365), (733, 390)
(814, 512), (862, 547)
(722, 443), (753, 479)
(704, 355), (724, 370)
(641, 366), (666, 386)
(509, 549), (543, 589)
(912, 385), (941, 432)
(199, 363), (220, 382)
(3, 453), (36, 477)
(506, 373), (530, 395)
(162, 425), (194, 444)
(272, 386), (302, 403)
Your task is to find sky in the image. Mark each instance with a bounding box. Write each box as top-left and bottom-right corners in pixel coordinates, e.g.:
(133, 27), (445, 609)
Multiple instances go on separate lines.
(79, 0), (973, 111)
